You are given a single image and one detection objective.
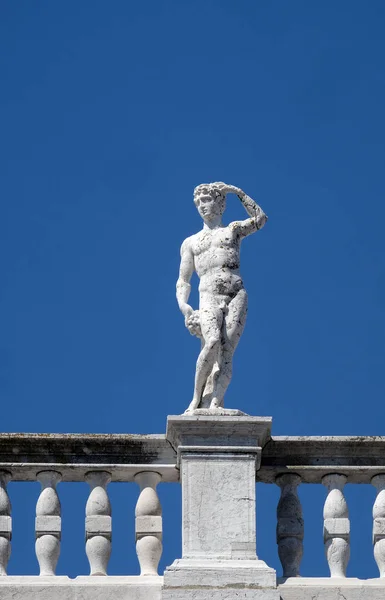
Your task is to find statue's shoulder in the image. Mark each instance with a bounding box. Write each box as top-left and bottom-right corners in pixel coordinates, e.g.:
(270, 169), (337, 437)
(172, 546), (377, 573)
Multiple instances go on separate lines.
(181, 232), (199, 254)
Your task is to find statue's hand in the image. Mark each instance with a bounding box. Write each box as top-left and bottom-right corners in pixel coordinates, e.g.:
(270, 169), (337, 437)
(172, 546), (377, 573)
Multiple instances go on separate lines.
(185, 310), (202, 338)
(180, 303), (193, 319)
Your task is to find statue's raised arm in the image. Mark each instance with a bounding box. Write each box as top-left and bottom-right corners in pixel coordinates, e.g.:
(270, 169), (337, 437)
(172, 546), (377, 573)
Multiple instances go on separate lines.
(213, 183), (268, 238)
(176, 182), (268, 414)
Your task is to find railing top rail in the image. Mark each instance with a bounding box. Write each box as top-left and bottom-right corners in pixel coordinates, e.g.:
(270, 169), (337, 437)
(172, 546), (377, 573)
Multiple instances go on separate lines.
(0, 432), (178, 482)
(0, 432), (167, 441)
(259, 436), (385, 484)
(270, 435), (385, 442)
(2, 432), (385, 484)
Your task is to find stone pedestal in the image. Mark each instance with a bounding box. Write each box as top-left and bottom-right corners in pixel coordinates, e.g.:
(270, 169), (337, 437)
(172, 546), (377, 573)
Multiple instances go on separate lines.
(163, 413), (279, 600)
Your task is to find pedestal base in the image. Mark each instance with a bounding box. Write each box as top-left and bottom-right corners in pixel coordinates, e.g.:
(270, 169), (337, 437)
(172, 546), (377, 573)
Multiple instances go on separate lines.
(164, 415), (277, 599)
(184, 408), (249, 416)
(163, 558), (279, 600)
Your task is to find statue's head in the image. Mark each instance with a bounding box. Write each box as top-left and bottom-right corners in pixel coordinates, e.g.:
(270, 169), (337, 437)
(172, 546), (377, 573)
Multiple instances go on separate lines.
(193, 183), (226, 223)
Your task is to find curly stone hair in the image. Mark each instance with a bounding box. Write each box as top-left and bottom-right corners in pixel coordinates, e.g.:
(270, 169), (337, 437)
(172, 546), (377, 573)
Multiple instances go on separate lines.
(193, 182), (226, 206)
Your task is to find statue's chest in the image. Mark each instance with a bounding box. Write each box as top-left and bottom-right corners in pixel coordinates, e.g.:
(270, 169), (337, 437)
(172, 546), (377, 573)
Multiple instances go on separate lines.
(192, 230), (236, 256)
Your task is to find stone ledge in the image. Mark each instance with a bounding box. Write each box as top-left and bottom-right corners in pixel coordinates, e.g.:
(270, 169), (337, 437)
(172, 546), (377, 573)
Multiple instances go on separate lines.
(166, 415), (272, 452)
(278, 577), (385, 600)
(3, 575), (385, 600)
(0, 433), (177, 482)
(259, 436), (385, 484)
(163, 590), (278, 600)
(163, 560), (279, 599)
(0, 576), (162, 600)
(186, 408), (249, 416)
(164, 558), (277, 588)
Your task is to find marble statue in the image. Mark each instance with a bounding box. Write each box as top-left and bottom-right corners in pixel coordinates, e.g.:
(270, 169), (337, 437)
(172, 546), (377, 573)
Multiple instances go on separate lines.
(176, 182), (267, 413)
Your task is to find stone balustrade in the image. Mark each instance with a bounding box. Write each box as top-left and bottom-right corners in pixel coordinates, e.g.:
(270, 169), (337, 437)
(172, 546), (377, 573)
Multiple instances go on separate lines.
(0, 424), (384, 599)
(260, 435), (385, 585)
(0, 432), (177, 588)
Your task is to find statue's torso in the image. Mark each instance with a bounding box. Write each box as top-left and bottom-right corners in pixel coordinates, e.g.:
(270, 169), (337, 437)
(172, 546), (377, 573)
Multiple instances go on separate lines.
(189, 225), (244, 298)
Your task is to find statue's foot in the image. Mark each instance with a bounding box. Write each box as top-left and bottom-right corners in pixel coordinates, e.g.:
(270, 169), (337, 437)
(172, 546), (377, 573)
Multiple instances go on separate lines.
(210, 397), (221, 409)
(184, 398), (200, 414)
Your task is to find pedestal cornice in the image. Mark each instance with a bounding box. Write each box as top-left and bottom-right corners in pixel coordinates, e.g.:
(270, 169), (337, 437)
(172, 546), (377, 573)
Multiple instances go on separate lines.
(166, 414), (272, 453)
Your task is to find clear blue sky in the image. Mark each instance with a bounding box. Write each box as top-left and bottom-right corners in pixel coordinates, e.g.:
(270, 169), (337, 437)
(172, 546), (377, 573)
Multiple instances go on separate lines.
(1, 0), (384, 582)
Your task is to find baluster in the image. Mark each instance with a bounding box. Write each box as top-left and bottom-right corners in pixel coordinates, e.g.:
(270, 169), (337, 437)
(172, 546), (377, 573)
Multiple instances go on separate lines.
(372, 474), (385, 577)
(322, 474), (350, 577)
(35, 470), (61, 576)
(85, 471), (112, 576)
(135, 471), (162, 575)
(0, 471), (12, 576)
(276, 474), (304, 577)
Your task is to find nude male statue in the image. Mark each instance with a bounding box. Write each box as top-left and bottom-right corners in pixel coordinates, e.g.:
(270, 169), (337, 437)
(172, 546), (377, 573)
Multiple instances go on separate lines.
(176, 182), (267, 413)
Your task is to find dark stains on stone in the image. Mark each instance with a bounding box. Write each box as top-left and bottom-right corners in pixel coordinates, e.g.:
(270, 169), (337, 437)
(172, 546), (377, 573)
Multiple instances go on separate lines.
(0, 433), (176, 466)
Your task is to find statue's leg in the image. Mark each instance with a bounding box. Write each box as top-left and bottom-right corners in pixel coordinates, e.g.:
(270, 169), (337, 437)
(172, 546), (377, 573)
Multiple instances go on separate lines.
(185, 298), (223, 412)
(210, 289), (248, 409)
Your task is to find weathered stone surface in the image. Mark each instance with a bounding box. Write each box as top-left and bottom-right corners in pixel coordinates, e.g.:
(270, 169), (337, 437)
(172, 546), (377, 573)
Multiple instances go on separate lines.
(373, 517), (385, 537)
(135, 472), (163, 576)
(163, 588), (278, 600)
(135, 515), (162, 534)
(182, 454), (257, 559)
(35, 516), (61, 535)
(4, 433), (385, 485)
(372, 474), (385, 577)
(2, 576), (385, 600)
(188, 408), (248, 417)
(322, 474), (350, 578)
(167, 414), (272, 454)
(85, 516), (112, 535)
(163, 559), (278, 600)
(85, 472), (112, 576)
(35, 471), (62, 576)
(323, 517), (350, 537)
(163, 558), (277, 587)
(4, 426), (385, 598)
(0, 470), (12, 576)
(278, 577), (385, 600)
(0, 515), (11, 534)
(0, 434), (178, 482)
(164, 415), (278, 600)
(276, 474), (303, 578)
(259, 436), (385, 484)
(0, 576), (162, 600)
(176, 182), (267, 413)
(166, 415), (271, 560)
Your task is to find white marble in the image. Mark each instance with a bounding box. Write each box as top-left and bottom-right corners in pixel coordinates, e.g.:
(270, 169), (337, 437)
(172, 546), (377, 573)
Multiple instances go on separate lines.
(0, 576), (162, 600)
(372, 474), (385, 577)
(135, 472), (162, 576)
(1, 576), (385, 600)
(278, 577), (385, 600)
(176, 182), (267, 413)
(0, 471), (11, 576)
(163, 560), (278, 600)
(167, 414), (272, 465)
(164, 415), (278, 600)
(35, 471), (61, 576)
(182, 453), (257, 559)
(85, 471), (112, 576)
(322, 474), (350, 577)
